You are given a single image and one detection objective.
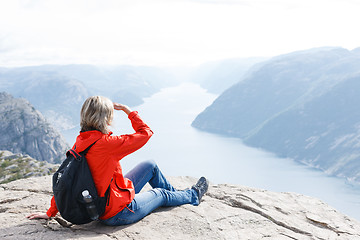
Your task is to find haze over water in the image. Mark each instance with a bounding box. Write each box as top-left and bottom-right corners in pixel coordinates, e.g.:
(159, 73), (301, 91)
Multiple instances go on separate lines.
(67, 82), (360, 221)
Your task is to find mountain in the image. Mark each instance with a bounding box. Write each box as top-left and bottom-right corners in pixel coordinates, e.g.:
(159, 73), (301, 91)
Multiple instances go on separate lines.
(192, 47), (360, 184)
(0, 92), (69, 163)
(0, 68), (90, 131)
(190, 57), (266, 94)
(1, 175), (359, 239)
(0, 64), (179, 132)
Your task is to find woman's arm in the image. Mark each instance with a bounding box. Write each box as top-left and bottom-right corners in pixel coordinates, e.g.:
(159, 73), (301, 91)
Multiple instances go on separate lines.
(108, 103), (153, 158)
(26, 212), (50, 220)
(28, 196), (58, 220)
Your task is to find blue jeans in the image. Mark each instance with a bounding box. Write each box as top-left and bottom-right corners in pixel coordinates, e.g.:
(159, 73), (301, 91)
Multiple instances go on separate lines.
(100, 160), (199, 226)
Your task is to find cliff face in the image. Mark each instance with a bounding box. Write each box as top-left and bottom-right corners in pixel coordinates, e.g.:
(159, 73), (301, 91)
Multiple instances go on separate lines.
(0, 92), (69, 163)
(1, 176), (359, 240)
(192, 47), (360, 184)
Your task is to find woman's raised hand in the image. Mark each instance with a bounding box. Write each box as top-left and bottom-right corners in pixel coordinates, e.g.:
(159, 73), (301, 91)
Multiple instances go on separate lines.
(113, 103), (132, 115)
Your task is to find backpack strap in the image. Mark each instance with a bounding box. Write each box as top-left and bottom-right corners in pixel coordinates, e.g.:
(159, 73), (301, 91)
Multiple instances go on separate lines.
(69, 139), (100, 160)
(105, 182), (111, 206)
(67, 149), (80, 159)
(81, 140), (100, 155)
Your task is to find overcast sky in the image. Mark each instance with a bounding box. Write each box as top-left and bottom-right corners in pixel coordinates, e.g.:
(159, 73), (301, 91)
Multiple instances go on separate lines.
(0, 0), (359, 67)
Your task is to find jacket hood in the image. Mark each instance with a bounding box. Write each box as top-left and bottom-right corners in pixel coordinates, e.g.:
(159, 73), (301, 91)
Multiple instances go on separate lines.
(73, 130), (110, 152)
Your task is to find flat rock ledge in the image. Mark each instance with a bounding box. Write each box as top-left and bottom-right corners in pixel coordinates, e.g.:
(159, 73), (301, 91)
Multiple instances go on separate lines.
(0, 176), (359, 240)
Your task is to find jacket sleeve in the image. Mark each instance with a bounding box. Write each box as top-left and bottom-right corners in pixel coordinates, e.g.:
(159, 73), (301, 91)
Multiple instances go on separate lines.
(46, 196), (58, 217)
(108, 111), (153, 159)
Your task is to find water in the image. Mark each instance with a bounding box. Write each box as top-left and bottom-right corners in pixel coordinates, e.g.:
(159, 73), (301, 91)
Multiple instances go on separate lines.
(65, 83), (360, 221)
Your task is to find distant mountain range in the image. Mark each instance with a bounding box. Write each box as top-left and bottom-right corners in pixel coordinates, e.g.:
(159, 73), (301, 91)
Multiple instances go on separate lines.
(192, 47), (360, 184)
(190, 57), (266, 94)
(0, 92), (69, 163)
(0, 64), (179, 132)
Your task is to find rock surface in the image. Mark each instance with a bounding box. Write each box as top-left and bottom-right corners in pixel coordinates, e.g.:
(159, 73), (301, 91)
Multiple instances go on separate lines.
(1, 175), (359, 239)
(0, 150), (59, 184)
(0, 92), (69, 163)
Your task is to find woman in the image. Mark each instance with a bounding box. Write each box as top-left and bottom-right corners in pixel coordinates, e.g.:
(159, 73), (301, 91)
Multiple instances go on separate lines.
(27, 96), (208, 225)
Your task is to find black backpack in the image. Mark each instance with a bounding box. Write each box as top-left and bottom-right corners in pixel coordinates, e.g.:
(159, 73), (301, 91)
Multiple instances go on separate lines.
(52, 141), (110, 224)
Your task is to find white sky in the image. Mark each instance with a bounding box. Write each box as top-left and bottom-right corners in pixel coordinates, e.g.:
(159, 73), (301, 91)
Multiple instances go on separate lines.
(0, 0), (359, 67)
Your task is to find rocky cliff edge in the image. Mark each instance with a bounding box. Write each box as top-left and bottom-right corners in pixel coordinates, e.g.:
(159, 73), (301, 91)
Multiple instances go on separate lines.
(1, 176), (359, 240)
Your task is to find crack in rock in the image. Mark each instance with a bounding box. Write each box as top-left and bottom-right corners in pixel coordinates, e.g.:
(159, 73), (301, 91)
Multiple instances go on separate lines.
(0, 233), (15, 238)
(0, 196), (27, 204)
(275, 206), (290, 215)
(214, 214), (242, 222)
(228, 198), (313, 237)
(104, 233), (120, 240)
(279, 232), (300, 240)
(306, 216), (360, 237)
(208, 192), (313, 237)
(236, 193), (263, 208)
(0, 207), (10, 213)
(1, 186), (52, 195)
(119, 230), (134, 240)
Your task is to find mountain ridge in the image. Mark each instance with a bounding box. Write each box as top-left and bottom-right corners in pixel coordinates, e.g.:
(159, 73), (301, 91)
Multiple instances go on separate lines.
(0, 64), (179, 133)
(192, 47), (360, 184)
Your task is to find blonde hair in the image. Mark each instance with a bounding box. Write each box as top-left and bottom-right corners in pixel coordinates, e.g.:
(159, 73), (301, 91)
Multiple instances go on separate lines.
(80, 96), (114, 134)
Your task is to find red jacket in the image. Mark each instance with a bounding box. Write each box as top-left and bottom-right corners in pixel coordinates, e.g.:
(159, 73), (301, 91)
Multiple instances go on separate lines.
(46, 111), (153, 220)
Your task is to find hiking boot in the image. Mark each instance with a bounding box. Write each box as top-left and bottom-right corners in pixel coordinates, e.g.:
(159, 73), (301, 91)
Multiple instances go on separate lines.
(192, 177), (209, 202)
